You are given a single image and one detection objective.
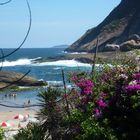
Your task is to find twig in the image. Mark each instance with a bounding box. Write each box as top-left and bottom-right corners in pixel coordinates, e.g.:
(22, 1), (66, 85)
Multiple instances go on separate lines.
(0, 49), (4, 71)
(0, 0), (12, 5)
(91, 36), (99, 74)
(0, 70), (31, 90)
(0, 103), (42, 108)
(61, 68), (71, 117)
(0, 0), (32, 59)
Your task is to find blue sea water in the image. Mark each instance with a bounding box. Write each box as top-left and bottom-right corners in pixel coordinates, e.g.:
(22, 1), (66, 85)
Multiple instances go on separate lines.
(1, 48), (91, 81)
(0, 48), (92, 110)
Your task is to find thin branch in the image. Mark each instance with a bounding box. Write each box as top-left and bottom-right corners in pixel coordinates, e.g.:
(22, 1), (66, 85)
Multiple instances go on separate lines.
(91, 37), (99, 74)
(61, 68), (71, 116)
(0, 70), (31, 90)
(0, 0), (12, 5)
(62, 68), (66, 93)
(0, 0), (32, 59)
(0, 49), (4, 71)
(0, 103), (42, 108)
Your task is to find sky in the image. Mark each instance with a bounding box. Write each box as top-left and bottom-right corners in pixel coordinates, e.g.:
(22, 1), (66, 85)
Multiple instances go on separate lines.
(0, 0), (121, 48)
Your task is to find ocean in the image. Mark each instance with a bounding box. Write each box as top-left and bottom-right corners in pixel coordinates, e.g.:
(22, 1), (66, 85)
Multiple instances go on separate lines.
(1, 48), (91, 81)
(0, 48), (92, 111)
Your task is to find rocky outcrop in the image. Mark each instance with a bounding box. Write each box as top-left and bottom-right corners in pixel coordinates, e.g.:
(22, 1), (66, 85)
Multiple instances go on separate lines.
(120, 34), (140, 51)
(104, 44), (120, 51)
(66, 0), (140, 52)
(0, 71), (46, 88)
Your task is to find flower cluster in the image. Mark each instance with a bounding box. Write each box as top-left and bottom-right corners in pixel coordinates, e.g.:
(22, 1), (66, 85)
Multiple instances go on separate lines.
(71, 73), (94, 96)
(76, 79), (94, 95)
(71, 73), (94, 111)
(94, 92), (108, 118)
(125, 73), (140, 93)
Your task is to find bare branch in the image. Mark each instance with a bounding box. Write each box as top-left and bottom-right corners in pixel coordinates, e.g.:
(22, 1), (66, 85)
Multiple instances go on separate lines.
(0, 49), (4, 71)
(0, 0), (32, 59)
(91, 36), (99, 74)
(0, 0), (12, 5)
(61, 68), (71, 116)
(0, 70), (31, 90)
(0, 103), (41, 108)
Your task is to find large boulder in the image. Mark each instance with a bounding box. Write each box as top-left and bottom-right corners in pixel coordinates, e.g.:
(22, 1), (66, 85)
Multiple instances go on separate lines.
(0, 71), (46, 88)
(120, 35), (140, 51)
(104, 44), (120, 51)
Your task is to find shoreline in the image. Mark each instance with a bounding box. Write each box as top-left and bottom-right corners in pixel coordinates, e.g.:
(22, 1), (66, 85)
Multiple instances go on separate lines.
(45, 50), (138, 64)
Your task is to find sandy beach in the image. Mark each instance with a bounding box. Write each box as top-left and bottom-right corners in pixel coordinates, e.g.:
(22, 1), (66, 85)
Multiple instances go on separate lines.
(0, 108), (38, 138)
(0, 108), (38, 129)
(0, 109), (37, 122)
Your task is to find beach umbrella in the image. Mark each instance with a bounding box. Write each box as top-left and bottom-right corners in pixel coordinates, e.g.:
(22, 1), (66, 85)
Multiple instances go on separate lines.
(1, 122), (11, 127)
(14, 114), (24, 120)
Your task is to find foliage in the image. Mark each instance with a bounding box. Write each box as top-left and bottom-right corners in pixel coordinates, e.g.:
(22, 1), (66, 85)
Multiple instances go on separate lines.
(65, 62), (140, 139)
(14, 57), (140, 140)
(0, 128), (4, 140)
(14, 123), (45, 140)
(37, 87), (65, 139)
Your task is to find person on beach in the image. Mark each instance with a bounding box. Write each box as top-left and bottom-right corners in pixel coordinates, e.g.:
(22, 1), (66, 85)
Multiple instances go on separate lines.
(28, 100), (31, 105)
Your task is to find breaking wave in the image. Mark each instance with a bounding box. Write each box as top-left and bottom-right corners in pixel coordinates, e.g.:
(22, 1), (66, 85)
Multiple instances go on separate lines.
(0, 57), (41, 67)
(0, 58), (91, 67)
(32, 59), (91, 67)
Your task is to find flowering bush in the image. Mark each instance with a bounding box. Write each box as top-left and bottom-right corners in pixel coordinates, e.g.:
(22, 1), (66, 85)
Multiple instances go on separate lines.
(66, 65), (140, 139)
(14, 63), (140, 140)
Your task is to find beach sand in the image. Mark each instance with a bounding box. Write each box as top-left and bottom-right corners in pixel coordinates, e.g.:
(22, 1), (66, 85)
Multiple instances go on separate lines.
(0, 108), (38, 129)
(0, 109), (37, 122)
(0, 108), (38, 138)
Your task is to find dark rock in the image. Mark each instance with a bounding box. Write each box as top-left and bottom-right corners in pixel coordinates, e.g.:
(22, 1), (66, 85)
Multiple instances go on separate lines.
(104, 44), (120, 51)
(0, 71), (46, 88)
(75, 57), (93, 64)
(128, 34), (140, 41)
(66, 0), (140, 52)
(120, 39), (140, 51)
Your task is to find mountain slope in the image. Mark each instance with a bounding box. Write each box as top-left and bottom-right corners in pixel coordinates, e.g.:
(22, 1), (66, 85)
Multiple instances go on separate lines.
(66, 0), (140, 52)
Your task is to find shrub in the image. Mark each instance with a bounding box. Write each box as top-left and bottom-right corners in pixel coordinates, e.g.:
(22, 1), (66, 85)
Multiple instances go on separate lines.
(0, 128), (4, 140)
(14, 123), (45, 140)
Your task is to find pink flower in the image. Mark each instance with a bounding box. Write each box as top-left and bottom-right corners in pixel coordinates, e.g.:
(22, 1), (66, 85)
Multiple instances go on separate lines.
(95, 108), (102, 118)
(63, 94), (68, 98)
(77, 79), (94, 95)
(133, 73), (140, 79)
(125, 84), (140, 92)
(97, 99), (108, 108)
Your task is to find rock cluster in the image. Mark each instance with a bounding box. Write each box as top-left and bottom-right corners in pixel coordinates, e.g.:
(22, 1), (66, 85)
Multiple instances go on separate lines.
(0, 71), (46, 88)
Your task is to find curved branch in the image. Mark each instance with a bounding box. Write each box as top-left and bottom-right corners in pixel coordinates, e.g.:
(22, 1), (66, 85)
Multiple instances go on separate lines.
(0, 0), (32, 59)
(0, 103), (42, 108)
(0, 49), (4, 71)
(0, 70), (31, 90)
(0, 0), (12, 5)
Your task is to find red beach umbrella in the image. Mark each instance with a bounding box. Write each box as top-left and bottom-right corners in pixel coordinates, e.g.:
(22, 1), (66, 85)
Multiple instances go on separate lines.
(1, 122), (11, 127)
(14, 114), (24, 120)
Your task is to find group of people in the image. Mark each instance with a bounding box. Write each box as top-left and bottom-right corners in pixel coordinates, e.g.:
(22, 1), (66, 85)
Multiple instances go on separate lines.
(5, 92), (17, 98)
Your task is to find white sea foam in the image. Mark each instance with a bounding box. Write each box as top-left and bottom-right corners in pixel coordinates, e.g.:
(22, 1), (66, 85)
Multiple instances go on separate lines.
(0, 58), (32, 67)
(0, 57), (43, 67)
(31, 57), (42, 61)
(32, 59), (91, 67)
(53, 67), (62, 70)
(0, 58), (113, 68)
(63, 51), (88, 54)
